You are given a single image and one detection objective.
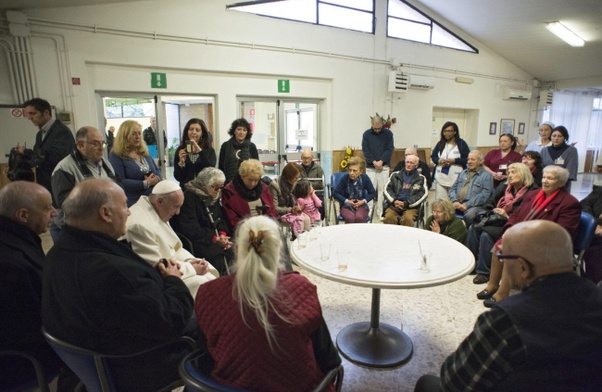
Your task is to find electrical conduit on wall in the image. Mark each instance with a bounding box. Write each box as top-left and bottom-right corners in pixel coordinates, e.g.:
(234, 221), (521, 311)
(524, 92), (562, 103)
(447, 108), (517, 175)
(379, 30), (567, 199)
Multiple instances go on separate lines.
(20, 17), (532, 86)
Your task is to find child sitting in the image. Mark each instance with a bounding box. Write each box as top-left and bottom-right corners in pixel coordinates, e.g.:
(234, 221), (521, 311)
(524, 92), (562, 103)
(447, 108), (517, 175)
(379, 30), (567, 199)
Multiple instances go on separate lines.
(293, 179), (323, 224)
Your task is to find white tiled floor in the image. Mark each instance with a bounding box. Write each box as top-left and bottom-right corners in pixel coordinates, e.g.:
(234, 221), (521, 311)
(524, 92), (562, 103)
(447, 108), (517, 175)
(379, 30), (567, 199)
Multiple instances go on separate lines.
(302, 270), (484, 391)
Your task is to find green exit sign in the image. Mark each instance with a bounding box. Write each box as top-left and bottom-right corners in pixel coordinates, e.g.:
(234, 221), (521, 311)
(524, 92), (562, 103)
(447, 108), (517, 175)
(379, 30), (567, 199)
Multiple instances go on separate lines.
(278, 79), (290, 93)
(151, 72), (167, 89)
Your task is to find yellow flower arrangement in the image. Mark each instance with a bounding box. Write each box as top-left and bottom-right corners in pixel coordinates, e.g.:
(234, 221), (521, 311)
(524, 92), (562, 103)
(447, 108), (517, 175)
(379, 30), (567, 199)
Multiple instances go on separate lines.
(340, 146), (354, 171)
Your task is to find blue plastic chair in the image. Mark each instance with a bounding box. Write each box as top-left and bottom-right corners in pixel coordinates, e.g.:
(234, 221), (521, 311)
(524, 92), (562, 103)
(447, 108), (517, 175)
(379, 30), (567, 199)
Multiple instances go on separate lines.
(179, 349), (344, 392)
(328, 172), (374, 224)
(43, 328), (196, 392)
(574, 212), (596, 276)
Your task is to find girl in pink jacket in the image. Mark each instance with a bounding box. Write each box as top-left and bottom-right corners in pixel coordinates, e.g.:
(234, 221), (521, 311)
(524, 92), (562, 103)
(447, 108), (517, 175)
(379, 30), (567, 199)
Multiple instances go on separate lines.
(294, 180), (323, 224)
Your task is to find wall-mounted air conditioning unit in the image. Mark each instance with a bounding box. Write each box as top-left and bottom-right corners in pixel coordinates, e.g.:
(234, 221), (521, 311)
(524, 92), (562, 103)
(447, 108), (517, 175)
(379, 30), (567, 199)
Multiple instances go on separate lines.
(388, 71), (408, 93)
(538, 90), (554, 109)
(408, 76), (436, 90)
(503, 87), (532, 101)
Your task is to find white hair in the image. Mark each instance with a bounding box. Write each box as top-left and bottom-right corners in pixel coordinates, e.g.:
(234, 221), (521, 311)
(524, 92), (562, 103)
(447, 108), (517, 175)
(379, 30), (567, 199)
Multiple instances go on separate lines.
(233, 216), (286, 350)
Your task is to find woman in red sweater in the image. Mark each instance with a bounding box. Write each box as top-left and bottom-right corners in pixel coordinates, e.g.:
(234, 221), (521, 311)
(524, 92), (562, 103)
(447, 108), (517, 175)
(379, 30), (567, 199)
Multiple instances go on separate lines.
(194, 215), (341, 392)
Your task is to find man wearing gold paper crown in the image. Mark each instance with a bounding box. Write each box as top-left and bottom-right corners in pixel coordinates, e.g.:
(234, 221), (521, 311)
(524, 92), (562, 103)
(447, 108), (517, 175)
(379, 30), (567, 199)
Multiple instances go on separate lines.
(361, 113), (395, 221)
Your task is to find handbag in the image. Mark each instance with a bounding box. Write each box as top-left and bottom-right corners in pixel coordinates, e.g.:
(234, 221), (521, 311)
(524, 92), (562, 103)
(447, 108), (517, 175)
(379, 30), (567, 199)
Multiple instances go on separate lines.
(473, 210), (507, 229)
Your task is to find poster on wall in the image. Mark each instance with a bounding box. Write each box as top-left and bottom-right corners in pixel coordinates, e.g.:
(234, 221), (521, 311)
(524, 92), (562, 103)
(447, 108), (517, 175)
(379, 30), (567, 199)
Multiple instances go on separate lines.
(518, 122), (525, 135)
(500, 118), (515, 134)
(489, 122), (497, 135)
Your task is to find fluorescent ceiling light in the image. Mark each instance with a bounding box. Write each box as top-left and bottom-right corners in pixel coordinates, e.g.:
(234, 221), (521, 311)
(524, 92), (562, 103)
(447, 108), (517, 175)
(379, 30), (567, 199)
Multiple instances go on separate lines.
(455, 77), (474, 84)
(546, 21), (585, 47)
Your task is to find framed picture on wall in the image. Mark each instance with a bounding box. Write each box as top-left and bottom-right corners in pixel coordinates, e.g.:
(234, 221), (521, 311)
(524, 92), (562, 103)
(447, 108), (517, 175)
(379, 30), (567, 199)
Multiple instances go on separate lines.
(518, 122), (525, 135)
(500, 118), (515, 134)
(489, 122), (497, 135)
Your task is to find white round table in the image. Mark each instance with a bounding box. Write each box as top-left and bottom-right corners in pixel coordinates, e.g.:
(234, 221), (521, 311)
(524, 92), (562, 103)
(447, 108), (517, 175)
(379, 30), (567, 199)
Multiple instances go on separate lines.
(289, 224), (474, 368)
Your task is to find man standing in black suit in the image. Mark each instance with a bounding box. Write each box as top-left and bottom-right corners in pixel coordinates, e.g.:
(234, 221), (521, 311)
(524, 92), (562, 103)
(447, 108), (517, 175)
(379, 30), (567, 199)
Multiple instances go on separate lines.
(143, 116), (158, 146)
(106, 125), (115, 152)
(20, 98), (75, 197)
(143, 116), (167, 164)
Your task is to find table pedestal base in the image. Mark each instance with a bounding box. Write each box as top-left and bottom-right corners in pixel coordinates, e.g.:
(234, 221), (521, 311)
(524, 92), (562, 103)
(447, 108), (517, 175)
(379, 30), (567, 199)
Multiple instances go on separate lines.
(336, 322), (413, 368)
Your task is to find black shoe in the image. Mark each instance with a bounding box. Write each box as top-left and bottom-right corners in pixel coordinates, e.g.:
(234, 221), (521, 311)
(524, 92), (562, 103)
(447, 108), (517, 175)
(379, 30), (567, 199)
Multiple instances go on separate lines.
(473, 274), (490, 284)
(476, 288), (497, 300)
(483, 297), (497, 308)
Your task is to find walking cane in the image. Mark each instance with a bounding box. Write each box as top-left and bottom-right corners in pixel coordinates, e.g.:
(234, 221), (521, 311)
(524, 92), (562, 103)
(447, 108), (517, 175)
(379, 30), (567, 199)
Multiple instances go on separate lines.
(203, 202), (231, 275)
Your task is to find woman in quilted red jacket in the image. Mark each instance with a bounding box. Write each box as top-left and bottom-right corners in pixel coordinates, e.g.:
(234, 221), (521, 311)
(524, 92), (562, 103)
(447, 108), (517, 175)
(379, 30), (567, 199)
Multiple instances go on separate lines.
(195, 215), (342, 392)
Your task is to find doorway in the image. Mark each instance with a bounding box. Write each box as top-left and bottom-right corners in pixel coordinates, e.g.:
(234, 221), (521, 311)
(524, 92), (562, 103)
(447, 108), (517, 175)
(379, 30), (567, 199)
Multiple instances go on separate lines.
(238, 98), (320, 176)
(432, 107), (479, 149)
(97, 93), (215, 178)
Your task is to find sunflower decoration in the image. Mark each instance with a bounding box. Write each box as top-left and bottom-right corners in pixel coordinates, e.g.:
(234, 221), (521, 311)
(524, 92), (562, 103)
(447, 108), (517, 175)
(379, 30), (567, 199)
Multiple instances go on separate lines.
(340, 146), (354, 171)
(371, 112), (397, 129)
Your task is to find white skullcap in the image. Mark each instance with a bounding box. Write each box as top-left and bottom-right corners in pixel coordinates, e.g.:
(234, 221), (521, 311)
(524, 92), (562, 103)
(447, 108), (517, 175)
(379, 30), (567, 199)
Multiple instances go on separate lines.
(151, 180), (180, 195)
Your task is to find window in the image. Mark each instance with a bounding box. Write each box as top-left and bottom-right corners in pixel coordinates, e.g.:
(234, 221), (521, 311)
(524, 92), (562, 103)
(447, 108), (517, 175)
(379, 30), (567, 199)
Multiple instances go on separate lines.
(227, 0), (374, 33)
(387, 0), (477, 53)
(104, 98), (154, 118)
(588, 97), (602, 149)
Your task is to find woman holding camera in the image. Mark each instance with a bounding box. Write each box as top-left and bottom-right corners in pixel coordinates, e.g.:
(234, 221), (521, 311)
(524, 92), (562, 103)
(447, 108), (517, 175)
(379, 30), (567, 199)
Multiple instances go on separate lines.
(109, 120), (161, 206)
(174, 118), (216, 189)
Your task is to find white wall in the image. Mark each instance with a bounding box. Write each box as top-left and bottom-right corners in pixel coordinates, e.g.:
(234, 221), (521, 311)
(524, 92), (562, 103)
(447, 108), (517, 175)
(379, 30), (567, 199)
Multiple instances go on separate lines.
(0, 0), (537, 159)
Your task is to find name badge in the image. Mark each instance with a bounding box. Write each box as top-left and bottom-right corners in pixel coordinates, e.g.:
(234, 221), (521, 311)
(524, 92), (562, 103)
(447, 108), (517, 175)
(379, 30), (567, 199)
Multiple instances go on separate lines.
(499, 164), (507, 170)
(555, 157), (565, 165)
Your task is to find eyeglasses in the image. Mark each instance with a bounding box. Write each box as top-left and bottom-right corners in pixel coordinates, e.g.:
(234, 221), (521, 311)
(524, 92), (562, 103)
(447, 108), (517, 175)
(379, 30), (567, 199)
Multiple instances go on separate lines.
(495, 251), (535, 269)
(86, 141), (106, 148)
(443, 129), (456, 133)
(211, 184), (224, 191)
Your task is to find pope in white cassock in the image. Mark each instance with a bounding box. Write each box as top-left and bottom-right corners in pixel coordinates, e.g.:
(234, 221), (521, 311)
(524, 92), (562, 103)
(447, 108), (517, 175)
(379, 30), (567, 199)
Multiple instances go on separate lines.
(125, 180), (218, 297)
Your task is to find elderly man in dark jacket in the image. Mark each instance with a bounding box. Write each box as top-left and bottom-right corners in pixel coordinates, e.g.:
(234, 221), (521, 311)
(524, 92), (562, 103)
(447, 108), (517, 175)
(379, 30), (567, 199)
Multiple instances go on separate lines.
(0, 182), (64, 389)
(42, 179), (199, 391)
(393, 147), (432, 189)
(382, 154), (428, 226)
(415, 221), (602, 392)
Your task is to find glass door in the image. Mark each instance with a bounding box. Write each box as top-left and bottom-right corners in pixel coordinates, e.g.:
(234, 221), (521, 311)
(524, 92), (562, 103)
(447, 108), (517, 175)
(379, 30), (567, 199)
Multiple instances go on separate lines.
(239, 100), (279, 176)
(283, 103), (318, 163)
(239, 98), (320, 176)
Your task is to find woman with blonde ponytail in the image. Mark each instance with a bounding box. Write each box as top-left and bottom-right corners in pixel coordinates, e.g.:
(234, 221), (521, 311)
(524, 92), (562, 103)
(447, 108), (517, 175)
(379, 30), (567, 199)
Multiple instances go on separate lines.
(194, 215), (341, 392)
